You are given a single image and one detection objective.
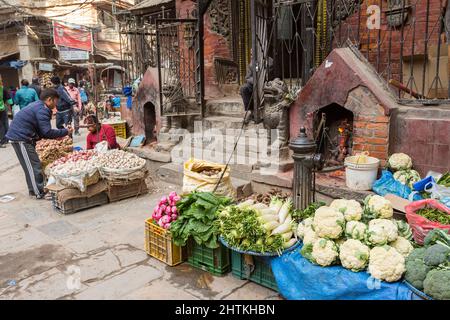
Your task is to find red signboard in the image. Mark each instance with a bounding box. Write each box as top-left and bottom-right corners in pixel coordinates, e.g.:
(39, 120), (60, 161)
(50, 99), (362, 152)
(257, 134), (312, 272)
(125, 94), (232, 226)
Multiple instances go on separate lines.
(53, 21), (93, 52)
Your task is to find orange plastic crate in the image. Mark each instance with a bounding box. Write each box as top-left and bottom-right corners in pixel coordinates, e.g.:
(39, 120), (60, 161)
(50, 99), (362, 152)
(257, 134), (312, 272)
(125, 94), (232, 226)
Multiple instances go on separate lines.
(144, 218), (186, 266)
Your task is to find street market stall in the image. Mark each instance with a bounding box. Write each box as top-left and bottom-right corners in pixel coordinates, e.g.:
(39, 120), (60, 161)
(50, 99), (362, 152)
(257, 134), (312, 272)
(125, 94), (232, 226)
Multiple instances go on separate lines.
(45, 148), (148, 214)
(143, 158), (450, 300)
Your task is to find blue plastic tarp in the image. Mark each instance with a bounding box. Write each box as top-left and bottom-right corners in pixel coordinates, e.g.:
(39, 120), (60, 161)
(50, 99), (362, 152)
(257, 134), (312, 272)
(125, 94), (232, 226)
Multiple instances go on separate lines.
(271, 247), (422, 300)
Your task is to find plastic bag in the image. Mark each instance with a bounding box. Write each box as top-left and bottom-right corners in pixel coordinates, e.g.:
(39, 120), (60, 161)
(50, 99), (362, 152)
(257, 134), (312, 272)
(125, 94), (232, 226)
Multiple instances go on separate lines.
(182, 158), (236, 198)
(94, 141), (108, 153)
(405, 199), (450, 245)
(372, 170), (422, 201)
(271, 247), (420, 300)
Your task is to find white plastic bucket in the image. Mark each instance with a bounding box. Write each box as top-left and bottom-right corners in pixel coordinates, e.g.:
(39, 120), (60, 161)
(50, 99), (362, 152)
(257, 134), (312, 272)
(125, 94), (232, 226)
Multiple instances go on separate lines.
(344, 156), (380, 191)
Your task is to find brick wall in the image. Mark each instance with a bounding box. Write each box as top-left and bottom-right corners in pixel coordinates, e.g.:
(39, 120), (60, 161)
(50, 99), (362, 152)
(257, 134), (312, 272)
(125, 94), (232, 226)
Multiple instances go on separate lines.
(390, 113), (450, 176)
(346, 87), (390, 163)
(337, 0), (444, 84)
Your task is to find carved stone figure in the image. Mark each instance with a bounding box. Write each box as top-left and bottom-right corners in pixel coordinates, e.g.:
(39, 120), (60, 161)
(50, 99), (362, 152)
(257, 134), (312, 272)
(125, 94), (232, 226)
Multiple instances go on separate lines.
(208, 0), (231, 40)
(262, 78), (291, 148)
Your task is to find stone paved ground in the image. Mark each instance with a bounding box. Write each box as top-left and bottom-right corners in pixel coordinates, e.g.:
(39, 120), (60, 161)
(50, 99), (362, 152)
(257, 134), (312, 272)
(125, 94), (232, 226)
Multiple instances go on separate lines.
(0, 128), (281, 300)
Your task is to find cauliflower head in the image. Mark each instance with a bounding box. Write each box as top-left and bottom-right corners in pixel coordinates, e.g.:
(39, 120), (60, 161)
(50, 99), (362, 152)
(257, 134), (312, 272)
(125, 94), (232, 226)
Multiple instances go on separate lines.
(393, 169), (421, 189)
(363, 195), (393, 220)
(296, 217), (313, 239)
(330, 199), (363, 221)
(303, 225), (319, 245)
(368, 246), (406, 282)
(387, 153), (413, 171)
(312, 206), (345, 239)
(389, 236), (414, 258)
(367, 219), (398, 245)
(339, 239), (370, 272)
(311, 238), (339, 266)
(345, 221), (367, 241)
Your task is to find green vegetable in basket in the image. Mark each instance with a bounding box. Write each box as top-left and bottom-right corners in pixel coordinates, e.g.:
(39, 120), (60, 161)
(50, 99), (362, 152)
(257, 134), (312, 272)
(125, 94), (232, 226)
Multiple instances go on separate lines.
(437, 172), (450, 187)
(416, 207), (450, 225)
(170, 192), (232, 249)
(291, 201), (326, 222)
(219, 204), (285, 254)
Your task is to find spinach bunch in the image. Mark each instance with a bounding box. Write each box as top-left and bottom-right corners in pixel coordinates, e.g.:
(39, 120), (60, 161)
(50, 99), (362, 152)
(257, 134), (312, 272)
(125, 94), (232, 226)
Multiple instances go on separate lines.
(170, 192), (232, 249)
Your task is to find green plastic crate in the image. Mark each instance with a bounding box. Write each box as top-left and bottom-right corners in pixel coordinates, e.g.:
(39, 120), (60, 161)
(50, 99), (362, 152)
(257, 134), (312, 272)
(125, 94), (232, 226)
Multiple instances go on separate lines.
(231, 251), (278, 292)
(187, 240), (231, 276)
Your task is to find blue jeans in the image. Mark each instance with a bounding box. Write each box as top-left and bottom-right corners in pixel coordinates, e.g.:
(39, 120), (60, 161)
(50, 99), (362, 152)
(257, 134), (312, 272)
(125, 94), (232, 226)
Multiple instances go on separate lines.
(56, 110), (72, 129)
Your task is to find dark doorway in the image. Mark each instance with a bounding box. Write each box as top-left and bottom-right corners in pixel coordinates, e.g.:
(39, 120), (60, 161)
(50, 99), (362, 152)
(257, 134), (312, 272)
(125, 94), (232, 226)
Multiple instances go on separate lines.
(143, 102), (156, 143)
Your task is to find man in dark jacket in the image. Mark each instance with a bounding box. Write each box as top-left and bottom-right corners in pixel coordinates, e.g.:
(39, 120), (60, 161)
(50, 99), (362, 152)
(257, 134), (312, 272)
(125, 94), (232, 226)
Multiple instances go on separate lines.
(51, 76), (76, 129)
(6, 88), (73, 199)
(29, 77), (41, 98)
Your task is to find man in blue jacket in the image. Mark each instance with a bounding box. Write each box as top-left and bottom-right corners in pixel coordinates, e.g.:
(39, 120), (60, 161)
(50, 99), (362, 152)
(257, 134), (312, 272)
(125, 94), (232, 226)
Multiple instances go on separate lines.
(14, 79), (39, 110)
(6, 88), (73, 199)
(51, 76), (76, 129)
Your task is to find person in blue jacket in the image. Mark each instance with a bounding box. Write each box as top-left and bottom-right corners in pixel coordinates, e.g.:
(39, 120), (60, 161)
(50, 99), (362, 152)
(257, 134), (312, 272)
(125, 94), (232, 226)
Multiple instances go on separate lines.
(6, 88), (73, 199)
(51, 76), (76, 129)
(14, 79), (39, 110)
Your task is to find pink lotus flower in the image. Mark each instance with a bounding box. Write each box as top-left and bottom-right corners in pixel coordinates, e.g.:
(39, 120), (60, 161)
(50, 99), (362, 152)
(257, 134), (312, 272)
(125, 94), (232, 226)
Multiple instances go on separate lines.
(158, 218), (165, 227)
(154, 212), (162, 221)
(160, 204), (166, 212)
(163, 223), (171, 230)
(173, 195), (181, 202)
(159, 196), (168, 206)
(171, 206), (177, 214)
(165, 206), (172, 215)
(171, 214), (178, 221)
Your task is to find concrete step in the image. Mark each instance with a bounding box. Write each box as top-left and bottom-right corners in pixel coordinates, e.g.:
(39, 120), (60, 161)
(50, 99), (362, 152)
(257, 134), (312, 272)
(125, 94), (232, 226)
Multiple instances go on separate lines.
(205, 97), (246, 118)
(157, 163), (253, 198)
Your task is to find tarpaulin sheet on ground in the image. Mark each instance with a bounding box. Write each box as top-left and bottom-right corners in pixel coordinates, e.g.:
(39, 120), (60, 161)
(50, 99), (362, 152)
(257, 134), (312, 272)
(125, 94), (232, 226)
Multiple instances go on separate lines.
(271, 246), (423, 300)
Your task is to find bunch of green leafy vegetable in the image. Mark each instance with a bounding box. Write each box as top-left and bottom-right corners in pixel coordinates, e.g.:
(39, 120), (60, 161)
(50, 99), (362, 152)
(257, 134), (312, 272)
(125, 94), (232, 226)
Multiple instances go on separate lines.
(291, 202), (326, 222)
(416, 207), (450, 225)
(219, 205), (285, 254)
(170, 192), (232, 249)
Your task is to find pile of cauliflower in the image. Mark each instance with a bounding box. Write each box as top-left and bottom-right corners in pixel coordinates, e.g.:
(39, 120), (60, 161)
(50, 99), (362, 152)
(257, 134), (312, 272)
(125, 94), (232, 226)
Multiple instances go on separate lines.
(387, 153), (421, 188)
(296, 195), (415, 282)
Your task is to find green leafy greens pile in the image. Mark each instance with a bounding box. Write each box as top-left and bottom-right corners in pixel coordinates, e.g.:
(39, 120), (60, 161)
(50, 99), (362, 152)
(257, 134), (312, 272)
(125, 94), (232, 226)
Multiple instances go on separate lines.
(218, 204), (286, 254)
(170, 192), (232, 249)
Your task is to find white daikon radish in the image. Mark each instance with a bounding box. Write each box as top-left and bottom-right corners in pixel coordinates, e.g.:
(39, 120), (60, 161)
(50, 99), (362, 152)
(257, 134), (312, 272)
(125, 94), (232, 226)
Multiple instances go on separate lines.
(281, 231), (293, 242)
(271, 222), (292, 235)
(260, 208), (278, 216)
(283, 238), (297, 249)
(237, 199), (254, 209)
(251, 203), (268, 210)
(257, 214), (279, 224)
(263, 221), (280, 232)
(278, 199), (293, 224)
(269, 197), (283, 214)
(284, 214), (293, 225)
